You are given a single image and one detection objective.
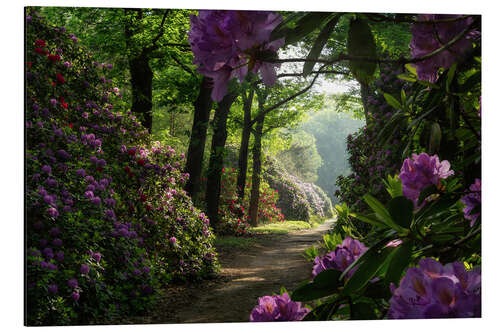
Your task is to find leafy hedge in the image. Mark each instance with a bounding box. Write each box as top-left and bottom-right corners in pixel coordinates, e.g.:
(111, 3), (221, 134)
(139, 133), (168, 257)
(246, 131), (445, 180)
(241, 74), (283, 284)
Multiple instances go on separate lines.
(25, 11), (218, 325)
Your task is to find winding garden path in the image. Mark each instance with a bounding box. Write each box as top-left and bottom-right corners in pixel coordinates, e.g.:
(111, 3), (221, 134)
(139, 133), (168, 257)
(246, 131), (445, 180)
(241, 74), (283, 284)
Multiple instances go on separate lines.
(127, 220), (334, 324)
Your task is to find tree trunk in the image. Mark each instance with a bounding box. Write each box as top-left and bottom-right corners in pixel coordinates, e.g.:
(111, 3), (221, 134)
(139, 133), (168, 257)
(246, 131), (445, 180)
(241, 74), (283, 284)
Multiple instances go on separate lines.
(249, 116), (264, 227)
(205, 92), (238, 228)
(129, 54), (154, 132)
(236, 87), (255, 200)
(185, 77), (213, 200)
(360, 82), (371, 126)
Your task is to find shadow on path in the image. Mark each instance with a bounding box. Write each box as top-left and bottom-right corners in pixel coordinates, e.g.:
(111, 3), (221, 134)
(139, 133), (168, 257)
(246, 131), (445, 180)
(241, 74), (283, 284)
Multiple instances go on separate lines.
(126, 220), (334, 324)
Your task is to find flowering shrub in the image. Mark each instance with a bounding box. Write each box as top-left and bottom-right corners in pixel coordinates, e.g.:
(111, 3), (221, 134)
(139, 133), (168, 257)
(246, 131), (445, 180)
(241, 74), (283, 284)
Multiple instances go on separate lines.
(388, 258), (481, 319)
(335, 63), (408, 216)
(263, 157), (333, 222)
(26, 12), (217, 325)
(250, 293), (310, 321)
(216, 167), (285, 235)
(189, 10), (284, 101)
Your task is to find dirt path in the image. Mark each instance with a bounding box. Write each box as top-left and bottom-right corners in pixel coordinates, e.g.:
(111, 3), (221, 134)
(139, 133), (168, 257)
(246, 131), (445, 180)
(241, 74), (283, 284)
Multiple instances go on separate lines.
(127, 220), (334, 324)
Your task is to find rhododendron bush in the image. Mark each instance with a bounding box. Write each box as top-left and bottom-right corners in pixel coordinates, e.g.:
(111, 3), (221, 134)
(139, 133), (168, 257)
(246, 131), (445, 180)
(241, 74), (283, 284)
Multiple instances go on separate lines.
(263, 157), (333, 222)
(26, 12), (218, 325)
(216, 167), (285, 235)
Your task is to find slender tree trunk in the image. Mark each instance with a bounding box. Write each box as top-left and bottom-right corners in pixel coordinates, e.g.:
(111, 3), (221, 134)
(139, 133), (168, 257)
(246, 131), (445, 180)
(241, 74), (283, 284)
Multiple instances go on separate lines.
(205, 92), (238, 228)
(185, 77), (213, 200)
(249, 116), (265, 227)
(129, 54), (154, 132)
(360, 82), (371, 125)
(236, 87), (255, 200)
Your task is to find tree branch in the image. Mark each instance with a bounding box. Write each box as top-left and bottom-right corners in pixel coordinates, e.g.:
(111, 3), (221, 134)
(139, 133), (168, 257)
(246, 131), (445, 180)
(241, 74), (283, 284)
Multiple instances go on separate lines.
(269, 18), (478, 67)
(144, 9), (170, 54)
(170, 53), (197, 77)
(249, 65), (326, 127)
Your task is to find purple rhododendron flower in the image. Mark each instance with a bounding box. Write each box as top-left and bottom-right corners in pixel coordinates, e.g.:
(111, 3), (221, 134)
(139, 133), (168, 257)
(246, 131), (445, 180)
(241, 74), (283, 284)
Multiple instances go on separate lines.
(71, 292), (80, 301)
(67, 278), (78, 289)
(410, 15), (477, 82)
(399, 153), (454, 206)
(250, 293), (310, 321)
(46, 207), (59, 218)
(92, 252), (102, 263)
(312, 236), (368, 278)
(461, 178), (481, 226)
(48, 284), (58, 294)
(80, 264), (90, 275)
(388, 258), (481, 319)
(41, 165), (51, 174)
(189, 10), (284, 101)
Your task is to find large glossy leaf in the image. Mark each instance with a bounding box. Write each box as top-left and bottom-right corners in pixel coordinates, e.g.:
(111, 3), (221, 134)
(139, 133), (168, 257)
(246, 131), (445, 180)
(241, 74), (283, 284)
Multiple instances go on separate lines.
(314, 269), (342, 288)
(383, 93), (401, 109)
(341, 246), (394, 295)
(284, 12), (333, 45)
(428, 122), (442, 154)
(384, 240), (413, 285)
(349, 212), (387, 229)
(363, 194), (405, 232)
(351, 301), (378, 320)
(291, 269), (342, 301)
(417, 184), (439, 206)
(303, 14), (341, 76)
(269, 12), (307, 41)
(347, 18), (377, 84)
(388, 196), (414, 229)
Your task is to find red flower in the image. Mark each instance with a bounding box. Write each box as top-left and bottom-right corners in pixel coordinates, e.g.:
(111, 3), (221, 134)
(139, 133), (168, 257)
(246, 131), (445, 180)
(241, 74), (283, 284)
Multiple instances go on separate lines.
(27, 62), (32, 67)
(34, 47), (45, 55)
(35, 40), (46, 47)
(128, 149), (136, 156)
(67, 123), (73, 129)
(145, 204), (152, 212)
(124, 165), (131, 173)
(96, 167), (103, 172)
(50, 81), (56, 87)
(56, 73), (65, 84)
(48, 54), (61, 62)
(137, 159), (145, 166)
(140, 194), (147, 202)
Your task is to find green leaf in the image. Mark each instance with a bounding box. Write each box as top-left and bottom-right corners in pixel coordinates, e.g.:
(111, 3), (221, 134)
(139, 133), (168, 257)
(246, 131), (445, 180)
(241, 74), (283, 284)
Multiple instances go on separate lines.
(363, 194), (404, 232)
(405, 64), (417, 76)
(291, 269), (342, 302)
(388, 196), (414, 229)
(401, 88), (407, 105)
(349, 212), (387, 228)
(341, 246), (394, 295)
(303, 14), (341, 76)
(347, 18), (377, 84)
(445, 62), (458, 92)
(314, 269), (342, 289)
(428, 122), (442, 154)
(284, 12), (333, 45)
(383, 93), (401, 109)
(384, 241), (413, 285)
(269, 12), (307, 41)
(417, 184), (438, 206)
(351, 301), (378, 320)
(397, 74), (417, 82)
(291, 281), (338, 302)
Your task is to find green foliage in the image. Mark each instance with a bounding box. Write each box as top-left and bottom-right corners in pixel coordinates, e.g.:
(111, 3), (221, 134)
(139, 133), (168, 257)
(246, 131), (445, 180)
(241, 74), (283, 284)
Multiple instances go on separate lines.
(347, 18), (377, 84)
